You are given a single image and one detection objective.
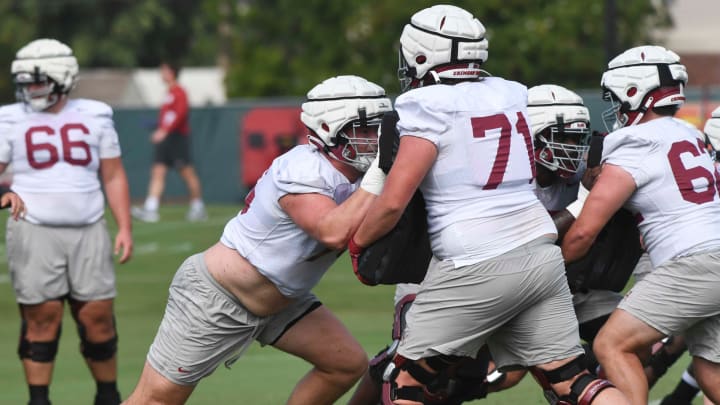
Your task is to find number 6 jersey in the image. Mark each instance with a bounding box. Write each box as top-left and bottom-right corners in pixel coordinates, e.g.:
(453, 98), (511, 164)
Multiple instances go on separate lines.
(602, 116), (720, 267)
(0, 100), (122, 225)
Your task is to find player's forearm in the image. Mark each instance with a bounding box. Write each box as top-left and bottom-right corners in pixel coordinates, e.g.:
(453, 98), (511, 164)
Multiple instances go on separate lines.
(315, 189), (377, 250)
(104, 170), (132, 234)
(352, 192), (405, 247)
(560, 223), (596, 263)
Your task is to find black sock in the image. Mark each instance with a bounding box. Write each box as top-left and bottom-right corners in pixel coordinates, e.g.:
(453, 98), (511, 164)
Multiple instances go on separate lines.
(669, 379), (700, 402)
(28, 385), (50, 405)
(94, 381), (120, 405)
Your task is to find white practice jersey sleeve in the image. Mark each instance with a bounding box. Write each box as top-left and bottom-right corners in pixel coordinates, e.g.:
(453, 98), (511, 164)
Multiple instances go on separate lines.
(603, 117), (720, 266)
(221, 145), (358, 298)
(0, 99), (122, 225)
(395, 78), (556, 266)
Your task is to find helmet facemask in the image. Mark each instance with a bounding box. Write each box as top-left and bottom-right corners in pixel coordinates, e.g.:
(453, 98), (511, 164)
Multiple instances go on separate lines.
(536, 117), (590, 178)
(601, 90), (626, 132)
(397, 50), (417, 93)
(14, 69), (62, 112)
(330, 109), (382, 172)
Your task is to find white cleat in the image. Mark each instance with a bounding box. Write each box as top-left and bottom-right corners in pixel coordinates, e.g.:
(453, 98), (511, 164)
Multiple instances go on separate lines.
(186, 206), (208, 222)
(131, 206), (160, 223)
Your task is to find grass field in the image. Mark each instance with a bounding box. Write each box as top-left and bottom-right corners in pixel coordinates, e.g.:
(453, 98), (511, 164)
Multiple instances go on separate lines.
(0, 205), (703, 404)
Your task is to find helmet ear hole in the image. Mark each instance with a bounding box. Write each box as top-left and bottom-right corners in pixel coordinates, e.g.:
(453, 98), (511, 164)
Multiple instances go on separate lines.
(626, 87), (637, 97)
(321, 123), (330, 132)
(415, 55), (427, 64)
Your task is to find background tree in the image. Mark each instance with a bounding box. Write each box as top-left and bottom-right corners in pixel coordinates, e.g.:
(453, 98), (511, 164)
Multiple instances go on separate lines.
(0, 0), (670, 102)
(226, 0), (671, 96)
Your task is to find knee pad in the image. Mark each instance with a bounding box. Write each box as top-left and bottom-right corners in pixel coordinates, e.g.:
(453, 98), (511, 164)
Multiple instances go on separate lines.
(381, 354), (461, 404)
(581, 342), (599, 374)
(530, 355), (614, 405)
(370, 294), (416, 385)
(77, 318), (118, 361)
(18, 320), (62, 363)
(369, 341), (399, 384)
(647, 337), (684, 383)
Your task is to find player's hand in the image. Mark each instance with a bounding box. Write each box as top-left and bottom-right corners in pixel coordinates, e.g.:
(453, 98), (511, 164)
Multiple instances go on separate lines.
(150, 129), (168, 144)
(360, 157), (386, 195)
(348, 237), (365, 279)
(114, 229), (133, 264)
(0, 192), (26, 220)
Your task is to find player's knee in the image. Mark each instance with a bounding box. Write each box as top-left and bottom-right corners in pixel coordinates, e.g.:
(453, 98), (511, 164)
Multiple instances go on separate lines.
(344, 345), (370, 382)
(381, 354), (462, 404)
(18, 320), (62, 362)
(530, 356), (614, 405)
(77, 318), (118, 361)
(591, 336), (615, 363)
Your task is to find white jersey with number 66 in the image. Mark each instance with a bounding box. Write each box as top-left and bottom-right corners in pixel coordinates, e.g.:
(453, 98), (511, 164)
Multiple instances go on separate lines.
(0, 99), (122, 225)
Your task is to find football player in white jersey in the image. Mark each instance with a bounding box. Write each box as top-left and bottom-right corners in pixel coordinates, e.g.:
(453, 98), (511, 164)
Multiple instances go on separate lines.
(0, 39), (133, 405)
(529, 84), (627, 349)
(349, 5), (628, 405)
(348, 84), (629, 405)
(563, 46), (720, 404)
(123, 75), (392, 405)
(653, 111), (720, 405)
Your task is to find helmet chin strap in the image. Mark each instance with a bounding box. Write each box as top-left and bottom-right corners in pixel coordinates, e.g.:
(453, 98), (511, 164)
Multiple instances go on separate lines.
(626, 96), (655, 127)
(428, 70), (441, 85)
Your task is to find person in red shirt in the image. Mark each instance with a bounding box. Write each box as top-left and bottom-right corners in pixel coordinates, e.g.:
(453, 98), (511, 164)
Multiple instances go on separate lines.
(132, 62), (206, 222)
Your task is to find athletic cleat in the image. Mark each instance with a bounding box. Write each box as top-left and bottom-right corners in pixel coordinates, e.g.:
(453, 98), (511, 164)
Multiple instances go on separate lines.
(131, 206), (159, 223)
(186, 206), (208, 222)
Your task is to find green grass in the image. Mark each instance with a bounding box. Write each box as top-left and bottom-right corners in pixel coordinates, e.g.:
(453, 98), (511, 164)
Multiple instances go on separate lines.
(0, 205), (704, 404)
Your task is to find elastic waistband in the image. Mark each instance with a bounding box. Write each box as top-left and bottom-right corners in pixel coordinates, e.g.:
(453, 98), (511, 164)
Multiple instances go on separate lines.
(190, 253), (244, 307)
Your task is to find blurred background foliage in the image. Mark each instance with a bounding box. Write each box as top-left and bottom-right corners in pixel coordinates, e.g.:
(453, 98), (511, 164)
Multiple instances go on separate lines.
(0, 0), (671, 101)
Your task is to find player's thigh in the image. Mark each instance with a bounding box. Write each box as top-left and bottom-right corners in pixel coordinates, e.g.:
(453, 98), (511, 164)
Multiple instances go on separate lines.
(619, 250), (720, 338)
(126, 361), (195, 405)
(271, 304), (366, 372)
(147, 254), (264, 386)
(7, 220), (69, 304)
(593, 308), (665, 356)
(166, 134), (191, 169)
(489, 253), (583, 370)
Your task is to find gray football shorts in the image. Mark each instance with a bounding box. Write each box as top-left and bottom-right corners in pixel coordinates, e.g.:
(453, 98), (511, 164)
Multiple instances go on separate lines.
(7, 218), (115, 304)
(572, 289), (622, 325)
(398, 237), (584, 371)
(619, 248), (720, 363)
(146, 253), (321, 385)
(631, 252), (653, 283)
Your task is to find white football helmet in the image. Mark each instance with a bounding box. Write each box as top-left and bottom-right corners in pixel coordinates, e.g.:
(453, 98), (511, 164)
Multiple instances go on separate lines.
(398, 5), (488, 92)
(527, 84), (591, 177)
(704, 106), (720, 157)
(600, 45), (687, 131)
(301, 75), (392, 172)
(11, 38), (79, 112)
